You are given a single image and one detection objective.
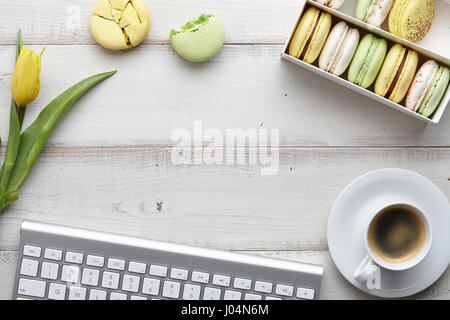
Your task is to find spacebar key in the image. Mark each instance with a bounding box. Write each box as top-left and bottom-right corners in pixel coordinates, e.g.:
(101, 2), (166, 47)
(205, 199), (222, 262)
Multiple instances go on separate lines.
(18, 278), (46, 298)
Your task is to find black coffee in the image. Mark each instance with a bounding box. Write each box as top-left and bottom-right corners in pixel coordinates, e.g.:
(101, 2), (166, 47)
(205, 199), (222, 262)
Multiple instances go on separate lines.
(368, 206), (426, 263)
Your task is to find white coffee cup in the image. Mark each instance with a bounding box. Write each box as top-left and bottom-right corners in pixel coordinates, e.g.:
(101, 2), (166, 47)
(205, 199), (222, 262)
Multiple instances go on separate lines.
(353, 202), (433, 285)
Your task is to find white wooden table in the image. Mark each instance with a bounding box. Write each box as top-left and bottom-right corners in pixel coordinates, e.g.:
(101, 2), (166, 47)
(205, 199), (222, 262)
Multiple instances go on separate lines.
(1, 0), (450, 300)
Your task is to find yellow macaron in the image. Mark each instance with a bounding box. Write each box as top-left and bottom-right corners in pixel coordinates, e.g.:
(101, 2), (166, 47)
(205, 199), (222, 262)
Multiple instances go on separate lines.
(288, 7), (332, 64)
(90, 0), (151, 50)
(389, 0), (434, 43)
(375, 44), (418, 103)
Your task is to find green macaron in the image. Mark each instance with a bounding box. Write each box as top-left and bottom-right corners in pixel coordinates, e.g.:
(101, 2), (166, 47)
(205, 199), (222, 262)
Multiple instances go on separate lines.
(170, 14), (225, 63)
(419, 67), (450, 118)
(348, 34), (387, 89)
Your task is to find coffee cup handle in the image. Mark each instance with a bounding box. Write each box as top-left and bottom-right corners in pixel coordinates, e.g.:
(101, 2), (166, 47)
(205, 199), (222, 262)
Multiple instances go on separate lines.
(353, 255), (379, 284)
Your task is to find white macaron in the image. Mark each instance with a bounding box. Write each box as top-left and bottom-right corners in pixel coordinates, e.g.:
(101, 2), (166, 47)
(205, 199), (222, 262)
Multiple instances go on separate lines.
(319, 21), (360, 76)
(316, 0), (347, 9)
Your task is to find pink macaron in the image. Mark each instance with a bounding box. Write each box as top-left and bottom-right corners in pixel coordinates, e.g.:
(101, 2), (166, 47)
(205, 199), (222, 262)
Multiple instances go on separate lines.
(406, 60), (450, 118)
(356, 0), (394, 27)
(406, 60), (439, 111)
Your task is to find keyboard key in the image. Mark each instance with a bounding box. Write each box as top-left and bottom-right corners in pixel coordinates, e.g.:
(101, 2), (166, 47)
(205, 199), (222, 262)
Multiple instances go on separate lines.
(41, 262), (59, 280)
(183, 284), (201, 300)
(20, 259), (39, 277)
(233, 278), (252, 290)
(23, 245), (41, 258)
(275, 284), (294, 297)
(122, 274), (140, 293)
(266, 296), (282, 300)
(61, 265), (80, 283)
(212, 275), (230, 287)
(131, 295), (147, 300)
(128, 261), (146, 274)
(89, 289), (107, 300)
(69, 286), (86, 300)
(107, 258), (125, 271)
(245, 293), (262, 300)
(162, 281), (181, 299)
(17, 297), (31, 300)
(203, 287), (221, 300)
(86, 255), (104, 267)
(192, 271), (210, 284)
(149, 265), (168, 277)
(110, 292), (127, 300)
(170, 268), (189, 281)
(142, 278), (160, 296)
(65, 252), (83, 264)
(48, 283), (66, 300)
(81, 268), (100, 286)
(102, 271), (120, 289)
(18, 278), (46, 298)
(296, 287), (315, 300)
(254, 281), (273, 294)
(224, 290), (242, 300)
(44, 248), (62, 261)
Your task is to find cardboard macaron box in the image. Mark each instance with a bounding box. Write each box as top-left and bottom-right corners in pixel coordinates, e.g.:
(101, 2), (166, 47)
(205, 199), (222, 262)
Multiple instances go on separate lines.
(281, 0), (450, 124)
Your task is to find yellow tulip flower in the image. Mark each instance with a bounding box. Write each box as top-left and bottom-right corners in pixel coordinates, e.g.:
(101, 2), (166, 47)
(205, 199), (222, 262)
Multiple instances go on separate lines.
(11, 46), (44, 107)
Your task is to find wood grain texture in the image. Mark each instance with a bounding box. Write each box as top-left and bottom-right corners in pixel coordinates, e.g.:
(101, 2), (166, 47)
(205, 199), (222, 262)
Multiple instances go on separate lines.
(1, 147), (449, 251)
(0, 0), (299, 45)
(0, 0), (449, 54)
(2, 45), (450, 148)
(1, 0), (450, 301)
(0, 250), (448, 300)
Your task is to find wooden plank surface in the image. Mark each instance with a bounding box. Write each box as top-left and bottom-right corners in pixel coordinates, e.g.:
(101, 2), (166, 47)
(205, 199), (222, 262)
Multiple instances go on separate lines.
(0, 0), (299, 45)
(0, 0), (449, 53)
(2, 45), (450, 148)
(1, 0), (450, 300)
(1, 146), (450, 250)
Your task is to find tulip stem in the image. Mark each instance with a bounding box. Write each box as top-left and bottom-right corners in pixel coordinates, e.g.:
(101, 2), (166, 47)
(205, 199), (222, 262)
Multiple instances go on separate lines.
(0, 30), (23, 212)
(17, 106), (25, 128)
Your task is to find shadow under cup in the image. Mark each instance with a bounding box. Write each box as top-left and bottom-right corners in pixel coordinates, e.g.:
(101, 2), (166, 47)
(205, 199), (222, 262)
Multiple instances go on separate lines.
(367, 204), (431, 267)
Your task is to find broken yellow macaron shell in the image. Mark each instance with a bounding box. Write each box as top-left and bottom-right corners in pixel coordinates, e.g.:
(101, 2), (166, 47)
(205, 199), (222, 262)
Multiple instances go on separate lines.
(90, 0), (150, 50)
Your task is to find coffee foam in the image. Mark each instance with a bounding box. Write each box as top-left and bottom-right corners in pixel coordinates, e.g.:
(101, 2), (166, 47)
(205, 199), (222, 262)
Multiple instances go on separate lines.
(368, 206), (426, 263)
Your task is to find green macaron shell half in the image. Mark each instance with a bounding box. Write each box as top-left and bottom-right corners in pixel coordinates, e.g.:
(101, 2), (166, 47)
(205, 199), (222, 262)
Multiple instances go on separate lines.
(170, 14), (213, 36)
(170, 14), (225, 62)
(356, 0), (375, 21)
(419, 66), (450, 118)
(348, 34), (387, 88)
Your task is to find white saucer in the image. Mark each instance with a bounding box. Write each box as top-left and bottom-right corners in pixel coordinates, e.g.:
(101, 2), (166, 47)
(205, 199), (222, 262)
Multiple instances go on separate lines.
(327, 168), (450, 298)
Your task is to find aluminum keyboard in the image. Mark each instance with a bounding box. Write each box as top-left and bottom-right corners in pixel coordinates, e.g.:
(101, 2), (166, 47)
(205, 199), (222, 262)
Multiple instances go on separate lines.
(13, 220), (323, 300)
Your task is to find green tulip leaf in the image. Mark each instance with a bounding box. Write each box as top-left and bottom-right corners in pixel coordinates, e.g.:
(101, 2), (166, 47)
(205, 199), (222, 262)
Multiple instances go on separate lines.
(0, 190), (19, 212)
(5, 71), (116, 199)
(0, 29), (116, 214)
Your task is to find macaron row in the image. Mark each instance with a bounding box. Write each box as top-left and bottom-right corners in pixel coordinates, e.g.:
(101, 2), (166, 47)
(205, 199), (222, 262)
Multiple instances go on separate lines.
(288, 7), (450, 119)
(316, 0), (435, 43)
